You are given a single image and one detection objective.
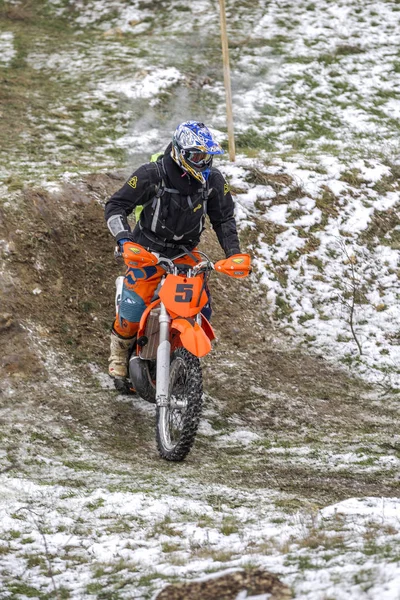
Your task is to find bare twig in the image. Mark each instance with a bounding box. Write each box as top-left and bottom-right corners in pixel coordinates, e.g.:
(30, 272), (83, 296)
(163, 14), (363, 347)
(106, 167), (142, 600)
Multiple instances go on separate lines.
(339, 241), (363, 355)
(347, 253), (363, 356)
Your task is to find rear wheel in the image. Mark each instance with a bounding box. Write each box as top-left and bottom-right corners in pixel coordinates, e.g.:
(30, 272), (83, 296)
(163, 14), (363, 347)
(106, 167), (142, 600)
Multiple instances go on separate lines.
(156, 348), (203, 461)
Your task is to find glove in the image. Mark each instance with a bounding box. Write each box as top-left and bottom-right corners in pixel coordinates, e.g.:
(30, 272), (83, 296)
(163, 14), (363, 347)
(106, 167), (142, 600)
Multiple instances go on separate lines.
(118, 237), (131, 249)
(114, 237), (131, 259)
(214, 253), (252, 279)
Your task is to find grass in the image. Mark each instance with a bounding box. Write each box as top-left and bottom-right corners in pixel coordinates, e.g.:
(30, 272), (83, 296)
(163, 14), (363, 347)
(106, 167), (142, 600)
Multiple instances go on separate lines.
(246, 166), (293, 188)
(236, 128), (278, 153)
(161, 541), (181, 553)
(152, 516), (182, 538)
(360, 206), (400, 249)
(25, 554), (47, 569)
(7, 583), (43, 597)
(106, 518), (134, 535)
(86, 497), (105, 511)
(240, 218), (288, 249)
(9, 529), (21, 539)
(197, 514), (215, 528)
(220, 516), (240, 536)
(63, 460), (97, 472)
(274, 295), (294, 319)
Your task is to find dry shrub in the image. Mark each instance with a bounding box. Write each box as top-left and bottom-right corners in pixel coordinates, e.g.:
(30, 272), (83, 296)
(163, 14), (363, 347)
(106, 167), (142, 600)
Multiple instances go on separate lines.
(4, 3), (32, 21)
(246, 166), (293, 189)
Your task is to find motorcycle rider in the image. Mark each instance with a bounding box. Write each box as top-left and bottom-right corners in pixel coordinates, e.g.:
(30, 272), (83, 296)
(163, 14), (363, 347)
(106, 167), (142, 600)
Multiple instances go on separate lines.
(105, 120), (246, 384)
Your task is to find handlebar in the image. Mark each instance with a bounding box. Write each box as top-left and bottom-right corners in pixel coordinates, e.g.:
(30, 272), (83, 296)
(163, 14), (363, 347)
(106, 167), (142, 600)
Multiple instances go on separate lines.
(116, 244), (214, 274)
(157, 255), (214, 276)
(116, 244), (250, 279)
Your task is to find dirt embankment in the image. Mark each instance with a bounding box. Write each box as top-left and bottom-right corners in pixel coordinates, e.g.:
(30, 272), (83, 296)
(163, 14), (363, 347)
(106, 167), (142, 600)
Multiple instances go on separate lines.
(0, 173), (125, 373)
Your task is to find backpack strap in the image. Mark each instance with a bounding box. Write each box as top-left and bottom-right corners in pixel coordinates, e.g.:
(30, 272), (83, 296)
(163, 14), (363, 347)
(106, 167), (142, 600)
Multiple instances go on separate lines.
(160, 158), (180, 195)
(152, 160), (165, 206)
(135, 161), (167, 223)
(202, 179), (210, 216)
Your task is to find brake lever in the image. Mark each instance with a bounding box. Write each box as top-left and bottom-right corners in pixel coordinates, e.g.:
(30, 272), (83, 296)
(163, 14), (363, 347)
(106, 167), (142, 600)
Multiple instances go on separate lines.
(157, 256), (175, 273)
(192, 260), (214, 276)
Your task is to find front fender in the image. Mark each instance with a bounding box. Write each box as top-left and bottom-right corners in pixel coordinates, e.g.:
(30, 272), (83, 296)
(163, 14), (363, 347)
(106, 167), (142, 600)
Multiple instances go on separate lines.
(172, 318), (212, 358)
(200, 314), (216, 342)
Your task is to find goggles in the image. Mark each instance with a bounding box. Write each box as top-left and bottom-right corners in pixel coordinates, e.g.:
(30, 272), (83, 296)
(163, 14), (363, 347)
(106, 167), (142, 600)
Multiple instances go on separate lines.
(185, 150), (212, 167)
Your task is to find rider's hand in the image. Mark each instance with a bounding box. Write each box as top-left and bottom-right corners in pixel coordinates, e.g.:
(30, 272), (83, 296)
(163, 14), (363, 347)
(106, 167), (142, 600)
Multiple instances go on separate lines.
(118, 237), (131, 248)
(215, 253), (252, 278)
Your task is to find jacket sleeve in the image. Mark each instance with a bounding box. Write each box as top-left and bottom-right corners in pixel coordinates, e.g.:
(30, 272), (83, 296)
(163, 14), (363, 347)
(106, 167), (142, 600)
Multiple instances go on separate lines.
(207, 170), (241, 257)
(104, 164), (156, 242)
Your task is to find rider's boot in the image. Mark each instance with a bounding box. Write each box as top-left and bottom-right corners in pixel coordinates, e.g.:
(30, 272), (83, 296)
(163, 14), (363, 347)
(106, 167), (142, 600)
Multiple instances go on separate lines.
(108, 330), (135, 381)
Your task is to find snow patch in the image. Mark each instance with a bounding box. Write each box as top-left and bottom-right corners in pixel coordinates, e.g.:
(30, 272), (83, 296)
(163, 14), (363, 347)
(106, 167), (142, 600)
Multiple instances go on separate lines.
(100, 68), (183, 106)
(0, 32), (16, 65)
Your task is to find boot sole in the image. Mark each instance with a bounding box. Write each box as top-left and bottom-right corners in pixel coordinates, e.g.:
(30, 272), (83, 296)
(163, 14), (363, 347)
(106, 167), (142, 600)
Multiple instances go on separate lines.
(111, 376), (137, 395)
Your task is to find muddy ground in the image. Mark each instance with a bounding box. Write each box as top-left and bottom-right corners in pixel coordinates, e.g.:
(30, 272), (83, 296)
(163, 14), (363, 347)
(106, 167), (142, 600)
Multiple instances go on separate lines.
(1, 175), (398, 508)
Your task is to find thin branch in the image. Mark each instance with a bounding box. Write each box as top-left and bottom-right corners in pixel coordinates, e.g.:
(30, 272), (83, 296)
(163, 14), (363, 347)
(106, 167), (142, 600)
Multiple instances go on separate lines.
(339, 241), (363, 356)
(348, 256), (363, 355)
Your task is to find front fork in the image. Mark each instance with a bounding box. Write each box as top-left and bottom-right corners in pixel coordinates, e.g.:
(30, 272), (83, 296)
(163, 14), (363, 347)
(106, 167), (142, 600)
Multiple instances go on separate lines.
(156, 302), (171, 407)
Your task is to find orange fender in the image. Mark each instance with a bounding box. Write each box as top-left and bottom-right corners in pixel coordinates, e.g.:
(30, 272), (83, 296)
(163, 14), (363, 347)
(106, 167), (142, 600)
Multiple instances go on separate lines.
(200, 314), (216, 342)
(172, 318), (212, 358)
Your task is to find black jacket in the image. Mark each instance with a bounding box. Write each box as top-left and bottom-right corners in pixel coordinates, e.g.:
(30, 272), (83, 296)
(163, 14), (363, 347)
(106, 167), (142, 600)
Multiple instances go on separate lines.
(104, 145), (241, 259)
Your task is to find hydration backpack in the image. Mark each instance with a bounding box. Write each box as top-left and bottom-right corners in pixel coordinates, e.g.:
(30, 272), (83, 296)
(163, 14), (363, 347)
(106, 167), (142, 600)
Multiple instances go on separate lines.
(134, 152), (165, 222)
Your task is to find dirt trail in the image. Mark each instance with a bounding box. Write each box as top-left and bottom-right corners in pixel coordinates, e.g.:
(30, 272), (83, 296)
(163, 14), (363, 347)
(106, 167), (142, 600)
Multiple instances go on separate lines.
(1, 175), (398, 509)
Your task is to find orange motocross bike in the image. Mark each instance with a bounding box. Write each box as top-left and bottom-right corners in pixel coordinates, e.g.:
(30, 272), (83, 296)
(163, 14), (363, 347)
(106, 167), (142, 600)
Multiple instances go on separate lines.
(116, 245), (251, 462)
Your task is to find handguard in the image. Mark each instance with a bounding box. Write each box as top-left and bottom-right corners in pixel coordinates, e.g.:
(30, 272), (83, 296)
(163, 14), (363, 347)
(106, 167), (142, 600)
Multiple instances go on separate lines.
(121, 242), (158, 268)
(214, 253), (252, 279)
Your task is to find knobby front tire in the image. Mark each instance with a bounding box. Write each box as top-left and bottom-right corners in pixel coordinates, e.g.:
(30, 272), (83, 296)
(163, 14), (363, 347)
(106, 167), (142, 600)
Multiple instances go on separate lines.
(156, 348), (203, 461)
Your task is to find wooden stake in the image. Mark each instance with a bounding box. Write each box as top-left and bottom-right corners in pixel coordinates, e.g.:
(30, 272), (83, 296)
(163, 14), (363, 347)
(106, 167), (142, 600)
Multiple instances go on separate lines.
(218, 0), (235, 162)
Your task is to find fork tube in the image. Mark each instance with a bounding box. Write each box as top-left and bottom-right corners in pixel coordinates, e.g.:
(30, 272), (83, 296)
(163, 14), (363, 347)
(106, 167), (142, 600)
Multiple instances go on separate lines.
(156, 302), (171, 406)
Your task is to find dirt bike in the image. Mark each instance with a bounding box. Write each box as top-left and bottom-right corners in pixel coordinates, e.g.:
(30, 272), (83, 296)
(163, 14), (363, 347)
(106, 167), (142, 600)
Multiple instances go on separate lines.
(115, 244), (251, 462)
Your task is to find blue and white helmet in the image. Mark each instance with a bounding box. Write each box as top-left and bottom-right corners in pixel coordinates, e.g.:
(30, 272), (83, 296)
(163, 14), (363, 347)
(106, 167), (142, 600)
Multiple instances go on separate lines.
(171, 121), (224, 184)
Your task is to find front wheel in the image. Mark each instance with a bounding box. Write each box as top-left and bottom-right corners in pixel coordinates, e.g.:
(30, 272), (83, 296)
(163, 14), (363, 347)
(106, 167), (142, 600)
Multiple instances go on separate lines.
(156, 348), (203, 461)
